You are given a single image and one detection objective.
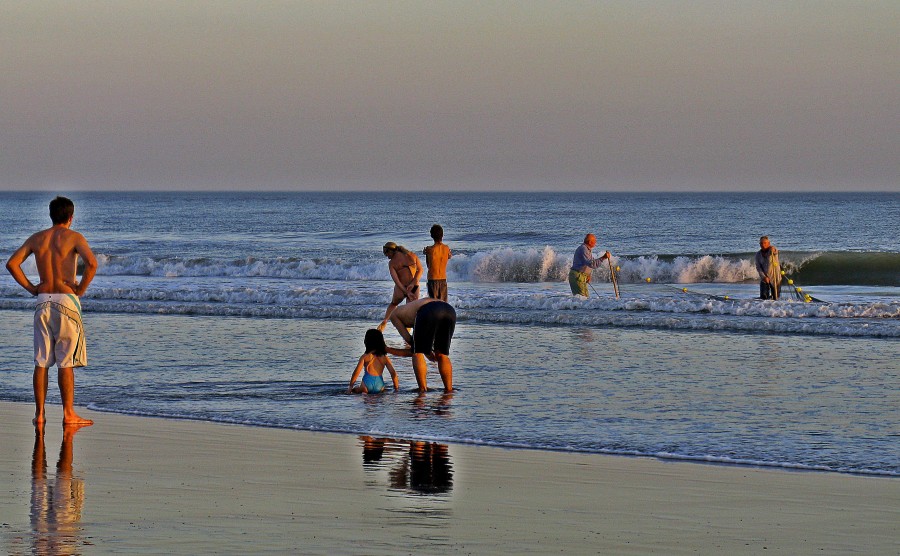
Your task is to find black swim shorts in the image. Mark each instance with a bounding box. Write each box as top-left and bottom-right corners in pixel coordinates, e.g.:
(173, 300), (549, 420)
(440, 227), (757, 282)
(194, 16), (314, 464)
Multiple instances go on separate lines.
(412, 301), (456, 355)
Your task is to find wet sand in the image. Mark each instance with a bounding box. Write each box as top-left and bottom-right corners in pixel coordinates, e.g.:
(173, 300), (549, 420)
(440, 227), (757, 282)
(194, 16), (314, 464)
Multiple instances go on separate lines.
(0, 401), (896, 555)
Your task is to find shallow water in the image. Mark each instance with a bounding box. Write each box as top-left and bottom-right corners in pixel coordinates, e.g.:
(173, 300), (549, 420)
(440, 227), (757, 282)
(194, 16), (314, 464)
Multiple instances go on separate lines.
(1, 310), (895, 475)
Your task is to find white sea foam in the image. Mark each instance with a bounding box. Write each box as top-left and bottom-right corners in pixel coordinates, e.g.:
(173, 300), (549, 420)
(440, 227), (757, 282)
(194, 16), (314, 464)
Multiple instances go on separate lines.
(95, 254), (389, 281)
(447, 247), (570, 282)
(76, 249), (900, 286)
(2, 281), (897, 337)
(92, 249), (766, 284)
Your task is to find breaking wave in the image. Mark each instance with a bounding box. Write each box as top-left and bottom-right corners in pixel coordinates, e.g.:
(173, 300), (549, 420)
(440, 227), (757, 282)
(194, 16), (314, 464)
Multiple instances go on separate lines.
(88, 249), (900, 286)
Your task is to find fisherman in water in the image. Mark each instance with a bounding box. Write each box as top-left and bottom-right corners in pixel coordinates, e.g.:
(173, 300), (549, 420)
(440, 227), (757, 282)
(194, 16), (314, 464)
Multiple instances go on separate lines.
(755, 235), (782, 300)
(568, 233), (611, 297)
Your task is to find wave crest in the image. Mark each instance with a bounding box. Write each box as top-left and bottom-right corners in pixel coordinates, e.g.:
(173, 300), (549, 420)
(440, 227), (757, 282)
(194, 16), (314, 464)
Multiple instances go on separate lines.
(89, 249), (900, 286)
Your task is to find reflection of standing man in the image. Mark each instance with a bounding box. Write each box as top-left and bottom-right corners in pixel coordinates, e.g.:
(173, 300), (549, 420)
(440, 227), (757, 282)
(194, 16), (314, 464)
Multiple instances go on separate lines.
(378, 242), (423, 331)
(31, 423), (89, 554)
(407, 441), (453, 494)
(568, 233), (611, 297)
(6, 196), (97, 426)
(423, 224), (452, 301)
(755, 235), (781, 300)
(358, 436), (453, 495)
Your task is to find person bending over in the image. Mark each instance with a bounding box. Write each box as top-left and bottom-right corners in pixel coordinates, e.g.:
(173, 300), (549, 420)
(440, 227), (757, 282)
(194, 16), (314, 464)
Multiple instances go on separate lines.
(385, 297), (456, 393)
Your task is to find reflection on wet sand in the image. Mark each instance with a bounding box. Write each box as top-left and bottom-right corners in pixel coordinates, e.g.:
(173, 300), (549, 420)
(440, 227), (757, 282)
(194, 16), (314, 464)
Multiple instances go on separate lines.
(31, 423), (89, 555)
(360, 436), (453, 495)
(359, 435), (454, 546)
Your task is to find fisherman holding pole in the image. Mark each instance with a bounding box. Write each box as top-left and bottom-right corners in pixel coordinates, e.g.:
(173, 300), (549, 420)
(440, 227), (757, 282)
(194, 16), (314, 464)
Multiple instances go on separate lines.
(755, 235), (782, 300)
(568, 233), (612, 298)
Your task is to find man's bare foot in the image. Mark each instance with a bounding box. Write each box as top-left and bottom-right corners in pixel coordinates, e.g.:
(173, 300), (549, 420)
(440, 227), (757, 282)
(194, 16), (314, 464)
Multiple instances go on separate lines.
(33, 414), (46, 426)
(63, 413), (94, 426)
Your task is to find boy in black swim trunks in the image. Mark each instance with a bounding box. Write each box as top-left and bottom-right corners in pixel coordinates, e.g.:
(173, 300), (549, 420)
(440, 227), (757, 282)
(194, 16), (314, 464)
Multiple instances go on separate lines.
(384, 297), (456, 393)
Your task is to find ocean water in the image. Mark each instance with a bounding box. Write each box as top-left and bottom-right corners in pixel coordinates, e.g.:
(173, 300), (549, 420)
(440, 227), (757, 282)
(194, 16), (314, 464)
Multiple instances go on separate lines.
(0, 191), (897, 476)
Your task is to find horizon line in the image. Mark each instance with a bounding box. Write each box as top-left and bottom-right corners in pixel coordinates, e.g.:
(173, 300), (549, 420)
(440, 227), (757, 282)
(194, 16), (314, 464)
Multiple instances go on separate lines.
(0, 188), (897, 194)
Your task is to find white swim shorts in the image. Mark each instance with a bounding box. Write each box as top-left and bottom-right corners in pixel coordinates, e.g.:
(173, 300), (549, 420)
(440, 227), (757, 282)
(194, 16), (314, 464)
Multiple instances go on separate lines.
(34, 293), (87, 368)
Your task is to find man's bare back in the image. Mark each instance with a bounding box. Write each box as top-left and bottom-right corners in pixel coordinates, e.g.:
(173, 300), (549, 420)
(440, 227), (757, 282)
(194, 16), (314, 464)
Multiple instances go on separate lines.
(6, 197), (97, 426)
(391, 297), (436, 329)
(9, 227), (96, 296)
(424, 243), (451, 280)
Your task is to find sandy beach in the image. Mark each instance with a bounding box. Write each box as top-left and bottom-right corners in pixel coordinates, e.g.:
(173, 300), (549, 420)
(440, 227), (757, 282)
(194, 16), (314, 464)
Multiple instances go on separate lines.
(0, 402), (895, 554)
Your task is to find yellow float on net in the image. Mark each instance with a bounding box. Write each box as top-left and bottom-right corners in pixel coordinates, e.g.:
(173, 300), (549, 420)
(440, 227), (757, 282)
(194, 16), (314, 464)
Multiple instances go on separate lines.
(797, 287), (802, 292)
(787, 279), (794, 285)
(682, 288), (688, 293)
(615, 266), (620, 272)
(724, 295), (729, 300)
(645, 277), (652, 283)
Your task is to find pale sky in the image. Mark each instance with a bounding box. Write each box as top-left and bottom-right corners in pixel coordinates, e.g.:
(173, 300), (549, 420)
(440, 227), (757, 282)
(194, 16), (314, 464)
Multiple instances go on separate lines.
(1, 1), (898, 192)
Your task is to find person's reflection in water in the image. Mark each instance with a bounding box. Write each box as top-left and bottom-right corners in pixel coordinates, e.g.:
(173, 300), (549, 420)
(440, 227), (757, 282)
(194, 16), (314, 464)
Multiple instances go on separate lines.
(359, 436), (453, 495)
(406, 441), (453, 495)
(360, 435), (388, 466)
(410, 391), (455, 419)
(574, 327), (597, 361)
(31, 422), (89, 554)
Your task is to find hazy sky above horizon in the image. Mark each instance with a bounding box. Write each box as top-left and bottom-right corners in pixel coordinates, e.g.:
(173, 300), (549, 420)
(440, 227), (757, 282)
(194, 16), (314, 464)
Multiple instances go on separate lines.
(2, 1), (898, 192)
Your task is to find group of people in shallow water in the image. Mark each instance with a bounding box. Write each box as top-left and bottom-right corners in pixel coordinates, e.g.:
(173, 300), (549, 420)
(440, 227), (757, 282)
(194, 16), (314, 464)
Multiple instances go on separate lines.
(7, 197), (787, 424)
(4, 198), (461, 428)
(347, 224), (457, 395)
(567, 232), (783, 300)
(348, 227), (783, 396)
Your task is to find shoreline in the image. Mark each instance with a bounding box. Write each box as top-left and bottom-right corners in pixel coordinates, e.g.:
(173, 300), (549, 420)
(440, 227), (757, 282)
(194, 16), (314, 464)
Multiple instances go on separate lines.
(1, 401), (897, 554)
(80, 403), (897, 478)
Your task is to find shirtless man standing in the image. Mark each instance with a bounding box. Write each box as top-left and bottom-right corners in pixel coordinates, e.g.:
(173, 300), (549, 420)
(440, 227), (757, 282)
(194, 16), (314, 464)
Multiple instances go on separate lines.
(378, 242), (423, 331)
(423, 224), (452, 302)
(6, 196), (97, 425)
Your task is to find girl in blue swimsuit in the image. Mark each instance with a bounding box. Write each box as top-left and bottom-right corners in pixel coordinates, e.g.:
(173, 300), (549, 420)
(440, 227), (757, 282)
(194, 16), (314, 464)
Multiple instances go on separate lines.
(347, 329), (399, 394)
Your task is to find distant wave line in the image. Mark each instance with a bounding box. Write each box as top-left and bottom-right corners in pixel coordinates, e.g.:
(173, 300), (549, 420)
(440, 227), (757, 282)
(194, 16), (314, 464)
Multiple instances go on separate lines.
(29, 249), (895, 286)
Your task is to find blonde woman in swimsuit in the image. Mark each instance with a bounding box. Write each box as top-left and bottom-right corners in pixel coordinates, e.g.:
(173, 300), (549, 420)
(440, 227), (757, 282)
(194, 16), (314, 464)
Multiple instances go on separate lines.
(378, 242), (423, 331)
